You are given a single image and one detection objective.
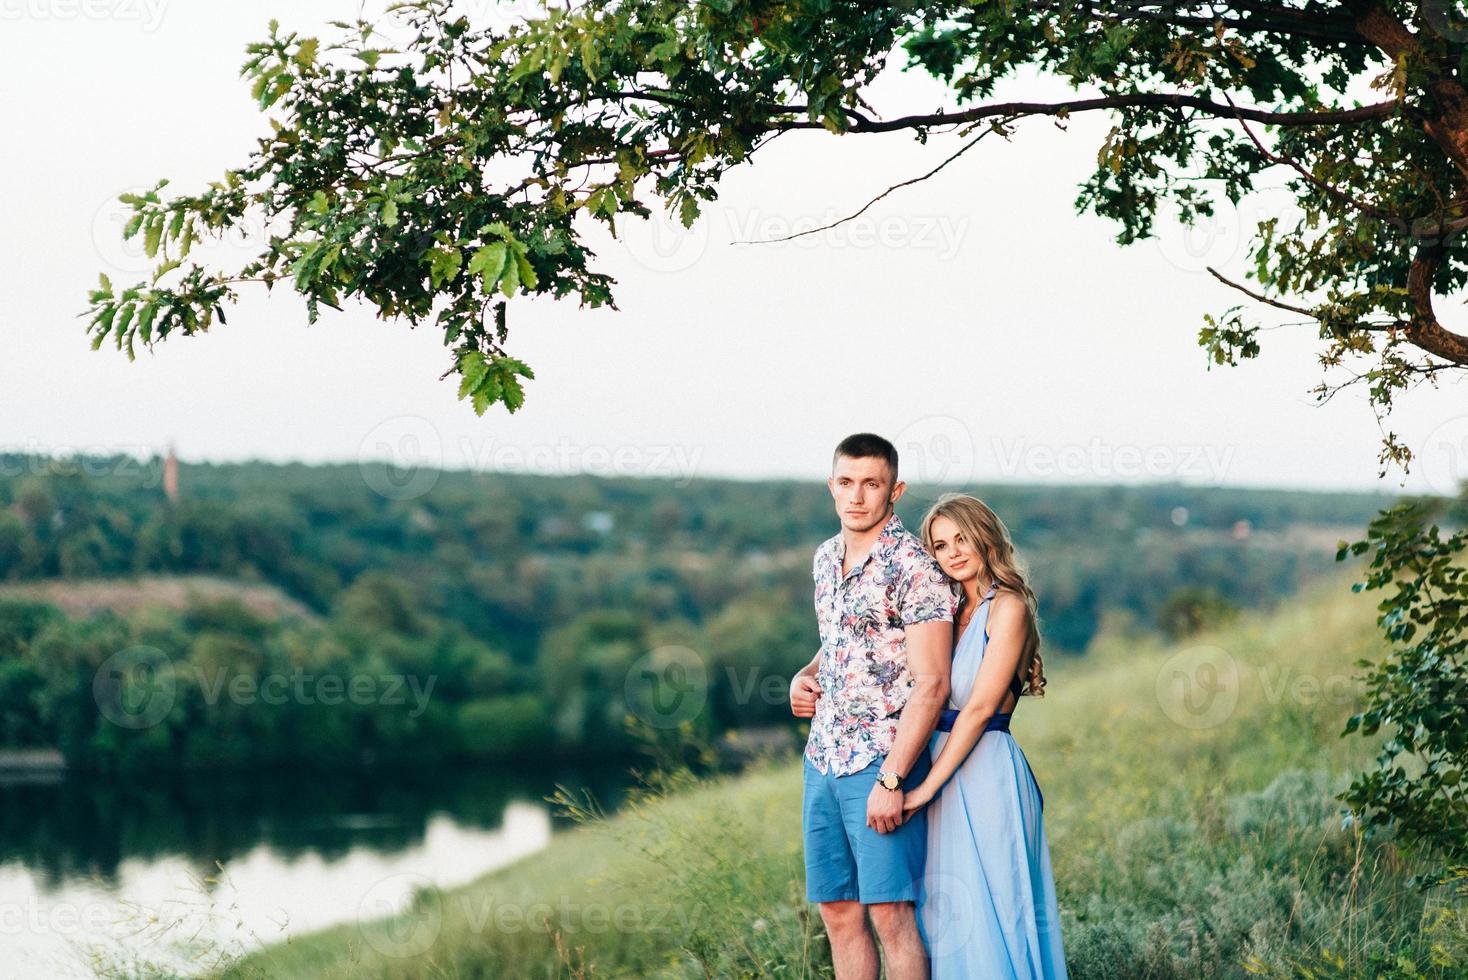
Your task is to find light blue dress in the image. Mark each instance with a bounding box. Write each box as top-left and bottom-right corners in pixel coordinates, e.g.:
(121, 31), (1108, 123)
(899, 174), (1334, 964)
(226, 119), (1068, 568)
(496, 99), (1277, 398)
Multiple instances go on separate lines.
(916, 582), (1068, 979)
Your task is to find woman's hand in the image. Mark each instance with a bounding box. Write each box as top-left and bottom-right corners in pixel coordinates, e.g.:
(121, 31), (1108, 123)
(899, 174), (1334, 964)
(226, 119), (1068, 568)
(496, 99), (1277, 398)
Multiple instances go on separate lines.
(902, 782), (935, 814)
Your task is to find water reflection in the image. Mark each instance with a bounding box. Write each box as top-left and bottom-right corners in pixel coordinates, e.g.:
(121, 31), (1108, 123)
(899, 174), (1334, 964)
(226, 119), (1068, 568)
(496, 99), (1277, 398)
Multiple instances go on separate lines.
(1, 759), (636, 978)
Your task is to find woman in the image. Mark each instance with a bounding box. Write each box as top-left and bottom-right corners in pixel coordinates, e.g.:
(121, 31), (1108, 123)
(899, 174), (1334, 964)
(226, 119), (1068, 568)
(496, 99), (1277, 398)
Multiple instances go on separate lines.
(901, 493), (1068, 979)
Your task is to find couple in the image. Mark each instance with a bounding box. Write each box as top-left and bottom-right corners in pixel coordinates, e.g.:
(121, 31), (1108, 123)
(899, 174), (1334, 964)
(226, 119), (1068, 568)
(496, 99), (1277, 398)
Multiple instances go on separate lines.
(789, 433), (1067, 979)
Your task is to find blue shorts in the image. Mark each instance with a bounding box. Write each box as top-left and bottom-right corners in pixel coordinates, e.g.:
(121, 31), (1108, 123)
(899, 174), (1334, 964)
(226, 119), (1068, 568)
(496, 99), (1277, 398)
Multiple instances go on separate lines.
(801, 748), (931, 905)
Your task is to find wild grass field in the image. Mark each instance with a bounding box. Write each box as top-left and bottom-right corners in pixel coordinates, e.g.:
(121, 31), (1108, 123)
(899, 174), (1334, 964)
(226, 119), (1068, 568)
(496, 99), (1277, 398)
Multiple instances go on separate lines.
(119, 571), (1467, 979)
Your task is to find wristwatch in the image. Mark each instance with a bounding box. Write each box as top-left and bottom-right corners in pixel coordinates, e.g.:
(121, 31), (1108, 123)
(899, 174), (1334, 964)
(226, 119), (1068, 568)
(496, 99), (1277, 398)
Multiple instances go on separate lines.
(877, 769), (904, 791)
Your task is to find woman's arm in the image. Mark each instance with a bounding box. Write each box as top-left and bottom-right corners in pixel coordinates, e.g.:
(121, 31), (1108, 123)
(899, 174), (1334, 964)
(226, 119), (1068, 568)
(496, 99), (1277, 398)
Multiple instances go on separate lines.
(903, 592), (1029, 810)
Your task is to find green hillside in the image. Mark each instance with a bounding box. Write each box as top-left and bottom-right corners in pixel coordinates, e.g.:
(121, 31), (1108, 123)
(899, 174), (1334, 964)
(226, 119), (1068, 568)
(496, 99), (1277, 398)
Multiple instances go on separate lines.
(187, 571), (1466, 980)
(0, 574), (319, 623)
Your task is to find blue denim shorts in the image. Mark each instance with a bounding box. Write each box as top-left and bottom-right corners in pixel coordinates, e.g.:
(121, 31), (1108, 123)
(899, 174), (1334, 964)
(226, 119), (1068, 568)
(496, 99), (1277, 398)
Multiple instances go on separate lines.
(801, 747), (931, 905)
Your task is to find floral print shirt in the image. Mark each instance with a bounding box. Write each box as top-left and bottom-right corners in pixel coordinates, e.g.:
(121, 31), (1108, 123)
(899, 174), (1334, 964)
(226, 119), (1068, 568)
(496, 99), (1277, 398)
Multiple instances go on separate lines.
(804, 512), (960, 776)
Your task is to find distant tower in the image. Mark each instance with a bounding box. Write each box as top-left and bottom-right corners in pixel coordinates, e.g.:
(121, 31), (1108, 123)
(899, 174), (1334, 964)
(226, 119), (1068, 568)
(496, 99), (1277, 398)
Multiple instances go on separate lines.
(164, 443), (179, 502)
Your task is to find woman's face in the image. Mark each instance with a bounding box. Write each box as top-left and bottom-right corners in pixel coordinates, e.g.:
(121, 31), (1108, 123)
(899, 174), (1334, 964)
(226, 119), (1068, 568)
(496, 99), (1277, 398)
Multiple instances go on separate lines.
(927, 514), (982, 583)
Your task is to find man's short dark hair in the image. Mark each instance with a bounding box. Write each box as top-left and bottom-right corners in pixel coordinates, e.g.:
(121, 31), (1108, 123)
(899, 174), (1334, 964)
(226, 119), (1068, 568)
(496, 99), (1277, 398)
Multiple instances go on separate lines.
(832, 432), (899, 482)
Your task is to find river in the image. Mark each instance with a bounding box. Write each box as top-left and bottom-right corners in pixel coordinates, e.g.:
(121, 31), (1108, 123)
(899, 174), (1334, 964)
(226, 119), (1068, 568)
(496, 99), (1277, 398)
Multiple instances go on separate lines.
(1, 760), (636, 979)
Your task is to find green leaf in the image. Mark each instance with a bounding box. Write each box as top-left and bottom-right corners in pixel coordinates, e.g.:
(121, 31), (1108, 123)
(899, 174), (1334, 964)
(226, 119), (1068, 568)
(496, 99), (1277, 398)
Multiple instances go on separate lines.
(427, 247), (462, 288)
(499, 251), (521, 297)
(137, 302), (158, 342)
(500, 376), (526, 411)
(250, 68), (276, 105)
(94, 304), (116, 336)
(381, 198), (398, 227)
(470, 374), (502, 415)
(678, 194), (700, 228)
(143, 215), (164, 259)
(114, 302), (136, 340)
(295, 37), (319, 68)
(457, 350), (489, 394)
(515, 253), (538, 291)
(468, 242), (507, 291)
(496, 356), (534, 380)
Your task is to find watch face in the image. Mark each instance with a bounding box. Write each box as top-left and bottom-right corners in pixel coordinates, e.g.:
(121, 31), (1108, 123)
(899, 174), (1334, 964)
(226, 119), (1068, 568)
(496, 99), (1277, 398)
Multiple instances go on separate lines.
(881, 773), (899, 790)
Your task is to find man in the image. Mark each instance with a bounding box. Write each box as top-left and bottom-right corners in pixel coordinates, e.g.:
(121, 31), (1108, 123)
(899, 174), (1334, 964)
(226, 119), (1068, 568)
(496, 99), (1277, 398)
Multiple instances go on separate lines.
(789, 432), (958, 980)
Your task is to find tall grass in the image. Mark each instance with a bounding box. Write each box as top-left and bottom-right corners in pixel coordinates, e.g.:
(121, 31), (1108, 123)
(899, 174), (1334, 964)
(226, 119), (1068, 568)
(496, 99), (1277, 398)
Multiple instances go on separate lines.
(115, 573), (1467, 978)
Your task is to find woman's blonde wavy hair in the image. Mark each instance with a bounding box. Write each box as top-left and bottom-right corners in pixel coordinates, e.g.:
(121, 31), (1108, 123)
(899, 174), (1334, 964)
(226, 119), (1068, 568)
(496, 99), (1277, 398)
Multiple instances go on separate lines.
(920, 493), (1047, 698)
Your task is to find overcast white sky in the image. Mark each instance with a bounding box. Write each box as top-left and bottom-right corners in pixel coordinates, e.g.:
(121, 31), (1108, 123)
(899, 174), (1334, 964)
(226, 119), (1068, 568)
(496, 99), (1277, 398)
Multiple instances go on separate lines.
(3, 1), (1465, 496)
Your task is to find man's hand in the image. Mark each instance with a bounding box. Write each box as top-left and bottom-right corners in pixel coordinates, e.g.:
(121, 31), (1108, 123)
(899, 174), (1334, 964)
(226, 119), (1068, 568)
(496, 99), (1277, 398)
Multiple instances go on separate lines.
(867, 782), (904, 834)
(790, 674), (822, 718)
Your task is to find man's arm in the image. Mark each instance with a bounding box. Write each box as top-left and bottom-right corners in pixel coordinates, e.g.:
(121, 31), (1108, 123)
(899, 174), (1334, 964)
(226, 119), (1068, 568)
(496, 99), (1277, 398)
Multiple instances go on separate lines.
(867, 619), (952, 833)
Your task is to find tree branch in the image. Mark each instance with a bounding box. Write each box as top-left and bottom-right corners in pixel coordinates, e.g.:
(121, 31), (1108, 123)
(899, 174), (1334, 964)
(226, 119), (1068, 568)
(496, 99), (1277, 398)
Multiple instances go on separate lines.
(731, 124), (1004, 245)
(1405, 246), (1468, 364)
(1226, 96), (1400, 223)
(1065, 0), (1368, 46)
(1345, 0), (1468, 178)
(770, 93), (1399, 133)
(1206, 266), (1318, 317)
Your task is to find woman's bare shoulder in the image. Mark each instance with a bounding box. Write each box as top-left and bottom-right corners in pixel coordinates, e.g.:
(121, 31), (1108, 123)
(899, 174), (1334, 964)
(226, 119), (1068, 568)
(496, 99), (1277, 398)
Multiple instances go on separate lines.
(989, 588), (1031, 624)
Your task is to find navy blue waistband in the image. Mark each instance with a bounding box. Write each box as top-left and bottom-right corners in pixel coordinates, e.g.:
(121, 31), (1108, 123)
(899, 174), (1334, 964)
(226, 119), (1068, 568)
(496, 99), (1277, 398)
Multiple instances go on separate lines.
(936, 709), (1011, 733)
(931, 709), (1044, 812)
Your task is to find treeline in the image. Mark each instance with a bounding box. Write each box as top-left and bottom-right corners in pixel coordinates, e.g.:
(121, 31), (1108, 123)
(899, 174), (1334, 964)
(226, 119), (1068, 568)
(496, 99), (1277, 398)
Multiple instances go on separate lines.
(0, 453), (1400, 769)
(0, 574), (811, 771)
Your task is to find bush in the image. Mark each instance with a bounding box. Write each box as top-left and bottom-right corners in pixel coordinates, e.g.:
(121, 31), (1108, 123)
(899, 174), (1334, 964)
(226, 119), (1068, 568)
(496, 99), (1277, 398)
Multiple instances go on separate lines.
(457, 694), (551, 758)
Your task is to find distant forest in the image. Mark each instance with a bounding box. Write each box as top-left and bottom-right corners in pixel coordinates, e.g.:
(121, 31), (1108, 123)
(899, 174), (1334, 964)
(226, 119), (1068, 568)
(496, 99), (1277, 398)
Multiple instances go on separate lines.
(0, 453), (1399, 771)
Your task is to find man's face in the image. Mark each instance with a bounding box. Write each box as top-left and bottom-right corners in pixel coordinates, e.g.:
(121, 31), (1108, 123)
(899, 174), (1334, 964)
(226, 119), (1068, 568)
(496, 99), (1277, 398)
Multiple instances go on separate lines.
(827, 454), (905, 533)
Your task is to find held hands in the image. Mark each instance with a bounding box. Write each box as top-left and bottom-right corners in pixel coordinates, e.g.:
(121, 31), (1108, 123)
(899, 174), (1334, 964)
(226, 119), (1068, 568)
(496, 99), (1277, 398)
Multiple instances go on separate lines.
(901, 782), (935, 815)
(789, 674), (822, 718)
(867, 782), (906, 834)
